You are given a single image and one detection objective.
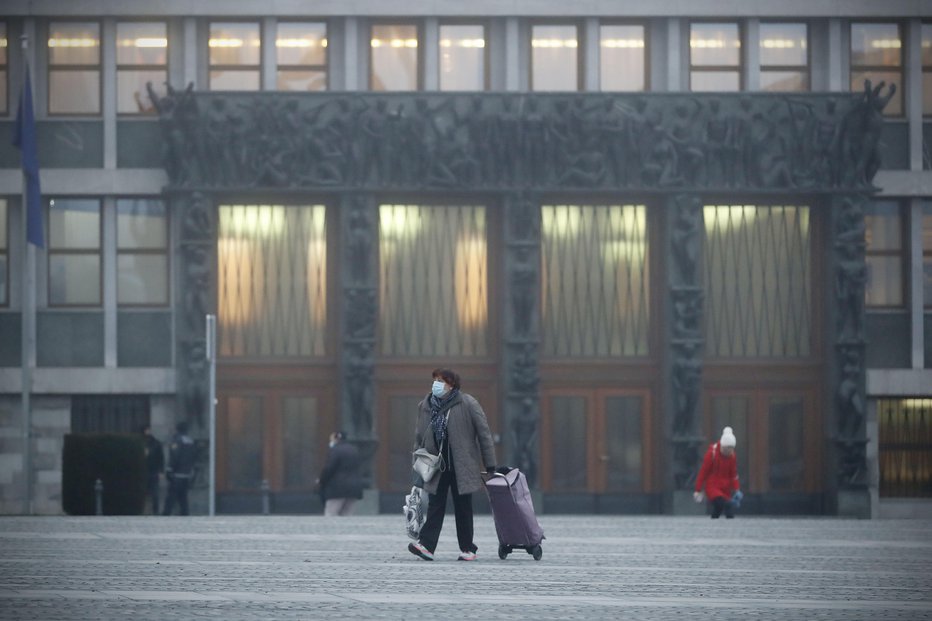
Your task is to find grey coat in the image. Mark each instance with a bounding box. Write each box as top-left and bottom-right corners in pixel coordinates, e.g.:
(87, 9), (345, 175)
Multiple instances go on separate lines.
(414, 392), (497, 496)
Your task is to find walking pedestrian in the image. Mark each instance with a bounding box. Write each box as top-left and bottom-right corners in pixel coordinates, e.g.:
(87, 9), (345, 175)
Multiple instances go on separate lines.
(694, 426), (741, 519)
(162, 421), (197, 516)
(408, 368), (497, 561)
(141, 425), (164, 515)
(317, 431), (364, 516)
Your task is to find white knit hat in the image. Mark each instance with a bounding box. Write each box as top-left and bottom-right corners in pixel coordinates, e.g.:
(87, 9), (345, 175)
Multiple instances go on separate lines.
(720, 426), (737, 448)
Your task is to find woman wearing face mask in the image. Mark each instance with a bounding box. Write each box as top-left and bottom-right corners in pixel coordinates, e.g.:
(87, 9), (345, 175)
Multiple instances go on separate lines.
(408, 368), (497, 561)
(316, 431), (364, 516)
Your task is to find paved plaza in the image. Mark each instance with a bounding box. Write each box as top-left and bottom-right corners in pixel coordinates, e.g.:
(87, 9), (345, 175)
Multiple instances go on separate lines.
(1, 513), (931, 620)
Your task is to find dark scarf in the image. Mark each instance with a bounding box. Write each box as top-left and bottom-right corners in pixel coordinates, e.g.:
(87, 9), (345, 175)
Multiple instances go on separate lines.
(429, 389), (459, 447)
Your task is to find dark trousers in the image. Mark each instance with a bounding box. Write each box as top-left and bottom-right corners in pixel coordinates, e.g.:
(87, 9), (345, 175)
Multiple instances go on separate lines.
(418, 467), (476, 554)
(146, 473), (160, 515)
(162, 476), (190, 516)
(711, 496), (735, 519)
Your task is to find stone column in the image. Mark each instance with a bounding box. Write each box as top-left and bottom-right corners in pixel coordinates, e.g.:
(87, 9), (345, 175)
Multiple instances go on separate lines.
(666, 194), (705, 514)
(502, 192), (541, 488)
(173, 190), (215, 435)
(830, 194), (870, 517)
(340, 193), (378, 486)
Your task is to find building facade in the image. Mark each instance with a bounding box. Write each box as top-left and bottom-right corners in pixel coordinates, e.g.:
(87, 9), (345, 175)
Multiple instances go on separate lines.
(0, 0), (930, 517)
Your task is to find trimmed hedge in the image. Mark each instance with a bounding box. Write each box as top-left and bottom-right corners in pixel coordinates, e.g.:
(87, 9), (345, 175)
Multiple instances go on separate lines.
(62, 433), (146, 515)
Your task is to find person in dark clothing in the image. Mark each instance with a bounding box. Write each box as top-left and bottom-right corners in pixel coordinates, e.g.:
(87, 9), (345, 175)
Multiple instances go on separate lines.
(317, 431), (364, 516)
(408, 368), (497, 562)
(141, 425), (164, 515)
(162, 421), (197, 516)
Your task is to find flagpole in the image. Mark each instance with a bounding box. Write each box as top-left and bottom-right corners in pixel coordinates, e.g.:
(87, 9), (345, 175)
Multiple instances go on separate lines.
(19, 34), (34, 516)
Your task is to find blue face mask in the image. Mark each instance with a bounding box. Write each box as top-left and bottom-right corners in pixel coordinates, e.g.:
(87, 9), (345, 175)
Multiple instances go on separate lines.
(431, 380), (448, 398)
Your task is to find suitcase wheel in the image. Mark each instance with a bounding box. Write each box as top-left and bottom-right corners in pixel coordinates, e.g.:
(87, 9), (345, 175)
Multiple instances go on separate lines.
(531, 544), (542, 561)
(498, 545), (511, 560)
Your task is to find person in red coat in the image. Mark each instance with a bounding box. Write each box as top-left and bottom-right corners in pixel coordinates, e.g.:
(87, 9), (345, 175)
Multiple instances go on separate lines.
(694, 426), (741, 519)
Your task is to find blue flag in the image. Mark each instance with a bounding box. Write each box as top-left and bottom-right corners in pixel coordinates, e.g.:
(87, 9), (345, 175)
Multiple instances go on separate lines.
(12, 64), (44, 248)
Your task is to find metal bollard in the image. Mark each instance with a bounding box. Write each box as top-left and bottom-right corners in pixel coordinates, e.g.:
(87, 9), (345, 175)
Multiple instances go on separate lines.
(94, 478), (103, 516)
(260, 479), (270, 515)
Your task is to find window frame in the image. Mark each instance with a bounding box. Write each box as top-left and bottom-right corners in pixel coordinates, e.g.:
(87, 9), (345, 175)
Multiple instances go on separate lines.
(275, 19), (329, 92)
(598, 20), (649, 92)
(115, 19), (169, 116)
(207, 20), (262, 92)
(849, 20), (905, 119)
(758, 21), (811, 92)
(46, 196), (103, 308)
(688, 20), (744, 92)
(437, 20), (490, 92)
(368, 20), (422, 92)
(529, 20), (584, 92)
(0, 199), (7, 308)
(922, 202), (932, 308)
(116, 196), (170, 308)
(47, 19), (103, 116)
(864, 200), (907, 309)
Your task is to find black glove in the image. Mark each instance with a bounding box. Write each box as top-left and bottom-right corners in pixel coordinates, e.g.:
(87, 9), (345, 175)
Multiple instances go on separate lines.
(485, 465), (496, 475)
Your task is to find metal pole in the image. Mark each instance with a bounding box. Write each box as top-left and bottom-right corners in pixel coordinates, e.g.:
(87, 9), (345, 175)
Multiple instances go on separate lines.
(19, 34), (34, 516)
(206, 314), (217, 517)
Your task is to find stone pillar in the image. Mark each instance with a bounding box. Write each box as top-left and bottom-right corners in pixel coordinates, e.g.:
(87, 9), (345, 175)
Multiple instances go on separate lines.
(173, 190), (215, 434)
(830, 194), (870, 518)
(502, 192), (541, 488)
(340, 193), (378, 488)
(666, 194), (705, 514)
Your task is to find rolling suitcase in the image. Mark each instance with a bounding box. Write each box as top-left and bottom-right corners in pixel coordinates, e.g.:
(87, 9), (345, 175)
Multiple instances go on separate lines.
(485, 468), (544, 561)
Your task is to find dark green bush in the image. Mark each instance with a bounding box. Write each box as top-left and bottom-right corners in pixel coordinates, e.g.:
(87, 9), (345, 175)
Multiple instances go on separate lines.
(62, 434), (146, 515)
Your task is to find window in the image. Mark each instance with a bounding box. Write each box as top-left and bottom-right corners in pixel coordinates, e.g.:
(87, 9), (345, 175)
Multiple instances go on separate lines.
(922, 202), (932, 307)
(878, 398), (932, 497)
(48, 21), (101, 114)
(116, 22), (167, 115)
(0, 199), (7, 306)
(0, 22), (7, 114)
(370, 24), (419, 91)
(864, 201), (904, 307)
(48, 198), (101, 306)
(379, 204), (488, 356)
(760, 22), (809, 92)
(850, 23), (903, 116)
(703, 205), (812, 357)
(117, 198), (168, 306)
(541, 204), (649, 356)
(690, 22), (741, 92)
(209, 22), (260, 91)
(276, 21), (327, 91)
(218, 204), (328, 356)
(923, 24), (932, 116)
(439, 23), (486, 91)
(600, 23), (646, 92)
(531, 24), (579, 91)
(71, 395), (150, 433)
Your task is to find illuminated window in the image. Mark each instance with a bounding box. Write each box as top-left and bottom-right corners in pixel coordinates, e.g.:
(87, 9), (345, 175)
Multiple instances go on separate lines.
(850, 23), (903, 116)
(0, 22), (7, 114)
(209, 22), (261, 91)
(531, 24), (580, 91)
(541, 204), (649, 357)
(703, 205), (812, 357)
(379, 204), (488, 356)
(218, 204), (328, 356)
(878, 399), (932, 497)
(277, 21), (327, 91)
(48, 198), (101, 306)
(864, 201), (904, 307)
(370, 24), (419, 91)
(600, 23), (646, 92)
(116, 22), (167, 115)
(690, 22), (741, 92)
(0, 199), (6, 306)
(439, 24), (486, 91)
(48, 21), (101, 114)
(117, 198), (168, 306)
(760, 22), (809, 92)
